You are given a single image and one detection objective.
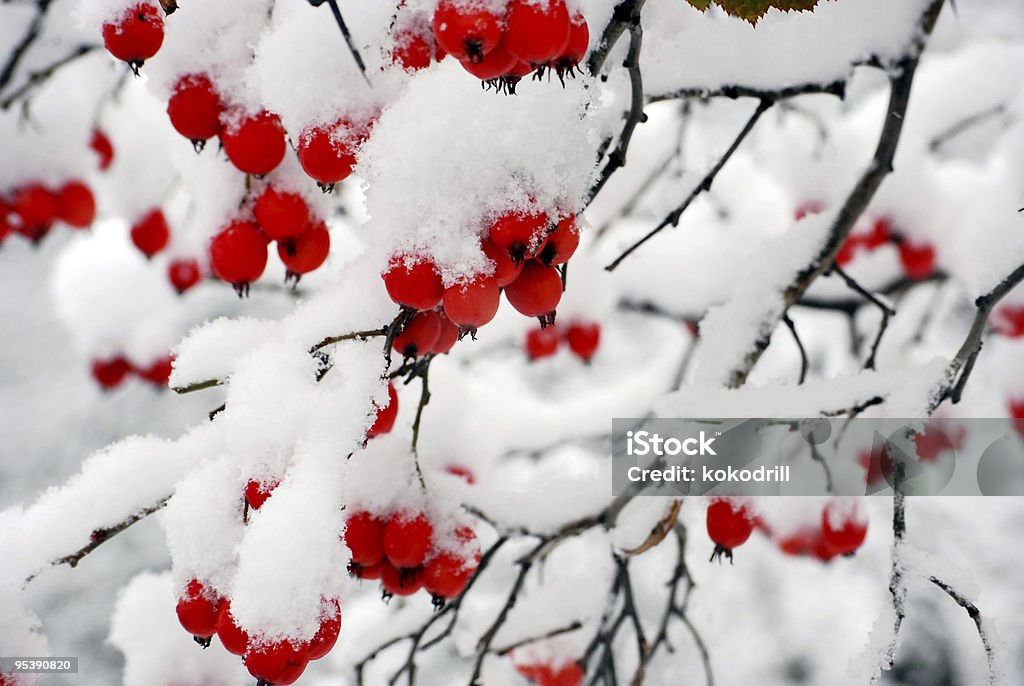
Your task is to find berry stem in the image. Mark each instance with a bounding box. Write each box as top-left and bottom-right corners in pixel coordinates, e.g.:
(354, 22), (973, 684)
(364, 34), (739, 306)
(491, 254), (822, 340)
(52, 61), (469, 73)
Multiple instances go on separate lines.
(410, 359), (432, 490)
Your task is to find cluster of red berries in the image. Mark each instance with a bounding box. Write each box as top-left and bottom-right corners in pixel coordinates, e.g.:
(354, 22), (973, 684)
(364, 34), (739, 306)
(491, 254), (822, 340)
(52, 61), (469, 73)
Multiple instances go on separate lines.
(0, 180), (96, 246)
(383, 210), (580, 347)
(343, 510), (481, 605)
(175, 579), (341, 686)
(91, 354), (174, 391)
(428, 0), (590, 93)
(515, 660), (584, 686)
(706, 497), (868, 564)
(102, 2), (165, 74)
(208, 184), (331, 295)
(124, 208), (207, 295)
(525, 319), (601, 362)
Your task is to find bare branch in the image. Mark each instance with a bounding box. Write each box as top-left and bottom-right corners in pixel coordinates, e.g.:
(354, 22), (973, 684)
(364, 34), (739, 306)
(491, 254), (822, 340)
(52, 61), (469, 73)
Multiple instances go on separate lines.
(929, 576), (1002, 685)
(0, 0), (54, 95)
(0, 44), (99, 111)
(782, 314), (808, 384)
(647, 79), (845, 104)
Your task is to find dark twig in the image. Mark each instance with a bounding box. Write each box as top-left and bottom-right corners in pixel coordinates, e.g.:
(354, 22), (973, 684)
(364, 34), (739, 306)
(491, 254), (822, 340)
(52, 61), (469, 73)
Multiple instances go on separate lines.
(928, 104), (1008, 153)
(929, 576), (1001, 684)
(309, 327), (388, 353)
(494, 621), (584, 656)
(831, 265), (895, 370)
(605, 98), (772, 271)
(172, 378), (223, 394)
(324, 0), (372, 87)
(587, 0), (647, 77)
(782, 314), (808, 384)
(0, 0), (54, 95)
(0, 44), (98, 110)
(647, 79), (846, 105)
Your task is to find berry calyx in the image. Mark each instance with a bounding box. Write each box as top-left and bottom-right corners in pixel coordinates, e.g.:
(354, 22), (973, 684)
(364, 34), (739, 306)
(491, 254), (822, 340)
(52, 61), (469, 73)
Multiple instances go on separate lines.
(216, 600), (250, 656)
(393, 310), (443, 358)
(565, 321), (600, 362)
(91, 356), (133, 390)
(130, 208), (170, 258)
(380, 561), (424, 597)
(220, 110), (287, 176)
(432, 0), (504, 64)
(504, 0), (571, 65)
(525, 324), (560, 360)
(56, 181), (96, 228)
(102, 2), (164, 72)
(297, 121), (359, 187)
(167, 73), (223, 146)
(278, 221), (330, 281)
(820, 500), (868, 555)
(538, 214), (579, 266)
(459, 41), (518, 82)
(175, 579), (220, 642)
(504, 260), (562, 319)
(488, 211), (550, 263)
(383, 512), (433, 568)
(168, 258), (202, 294)
(244, 639), (309, 685)
(383, 256), (444, 310)
(367, 382), (399, 438)
(209, 220), (268, 295)
(551, 14), (589, 75)
(706, 499), (754, 562)
(481, 237), (523, 287)
(443, 274), (501, 329)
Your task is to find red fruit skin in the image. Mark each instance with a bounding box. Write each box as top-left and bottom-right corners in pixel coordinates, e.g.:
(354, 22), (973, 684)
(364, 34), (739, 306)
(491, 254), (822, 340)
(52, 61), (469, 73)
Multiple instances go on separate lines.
(1009, 399), (1024, 440)
(898, 240), (936, 280)
(859, 445), (894, 486)
(56, 181), (96, 228)
(525, 325), (560, 360)
(254, 186), (310, 241)
(994, 305), (1024, 338)
(489, 212), (550, 261)
(383, 257), (445, 310)
(175, 579), (220, 638)
(130, 209), (170, 258)
(551, 663), (585, 686)
(90, 129), (115, 170)
(380, 561), (424, 597)
(835, 236), (860, 266)
(914, 422), (965, 462)
(423, 552), (475, 599)
(209, 220), (269, 287)
(0, 202), (12, 244)
(706, 499), (753, 550)
(350, 561), (383, 580)
(221, 110), (287, 176)
(481, 237), (523, 287)
(344, 512), (387, 566)
(431, 310), (461, 354)
(553, 15), (589, 69)
(12, 184), (58, 241)
(432, 0), (503, 63)
(168, 258), (202, 294)
(92, 356), (133, 390)
(138, 355), (174, 386)
(504, 0), (571, 65)
(459, 41), (517, 80)
(539, 215), (580, 266)
(244, 479), (279, 510)
(244, 641), (309, 685)
(565, 321), (600, 362)
(102, 3), (164, 65)
(820, 501), (868, 555)
(442, 274), (501, 328)
(297, 123), (357, 185)
(367, 382), (399, 438)
(504, 260), (563, 318)
(444, 464), (475, 484)
(392, 31), (435, 71)
(864, 217), (892, 249)
(216, 601), (250, 656)
(383, 513), (433, 568)
(307, 599), (342, 660)
(393, 310), (443, 357)
(278, 221), (330, 277)
(167, 73), (223, 142)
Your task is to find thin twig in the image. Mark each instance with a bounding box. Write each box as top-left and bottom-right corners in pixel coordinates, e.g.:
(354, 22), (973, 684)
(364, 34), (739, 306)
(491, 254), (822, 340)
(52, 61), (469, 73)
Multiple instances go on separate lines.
(0, 44), (98, 110)
(324, 0), (371, 87)
(0, 0), (54, 95)
(929, 576), (1002, 685)
(782, 314), (808, 384)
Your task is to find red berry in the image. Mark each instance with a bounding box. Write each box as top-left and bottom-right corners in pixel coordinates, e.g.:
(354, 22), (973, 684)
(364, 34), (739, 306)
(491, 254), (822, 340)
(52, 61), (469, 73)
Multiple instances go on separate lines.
(56, 181), (96, 228)
(488, 211), (550, 262)
(459, 41), (517, 81)
(1009, 398), (1024, 439)
(344, 512), (387, 566)
(0, 201), (12, 244)
(167, 73), (223, 143)
(90, 129), (115, 170)
(168, 258), (202, 294)
(138, 355), (174, 386)
(92, 356), (133, 390)
(914, 421), (965, 462)
(794, 200), (825, 220)
(349, 561), (383, 580)
(444, 464), (475, 483)
(130, 208), (170, 258)
(383, 513), (433, 568)
(552, 15), (589, 71)
(525, 324), (560, 360)
(367, 382), (399, 438)
(254, 186), (309, 240)
(393, 310), (443, 358)
(423, 552), (475, 599)
(994, 305), (1024, 338)
(504, 0), (571, 65)
(297, 121), (358, 186)
(220, 110), (287, 176)
(481, 237), (523, 287)
(278, 221), (330, 279)
(859, 445), (894, 486)
(307, 599), (341, 661)
(12, 184), (58, 241)
(244, 640), (309, 685)
(443, 274), (501, 328)
(383, 256), (444, 310)
(245, 479), (279, 511)
(504, 260), (562, 318)
(538, 214), (579, 266)
(175, 579), (220, 638)
(392, 30), (437, 71)
(216, 600), (250, 656)
(864, 217), (892, 249)
(899, 240), (936, 280)
(380, 561), (424, 597)
(102, 3), (164, 67)
(565, 321), (600, 362)
(552, 663), (585, 686)
(706, 499), (753, 558)
(821, 500), (868, 555)
(431, 310), (461, 354)
(432, 0), (503, 64)
(209, 220), (268, 291)
(835, 236), (860, 266)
